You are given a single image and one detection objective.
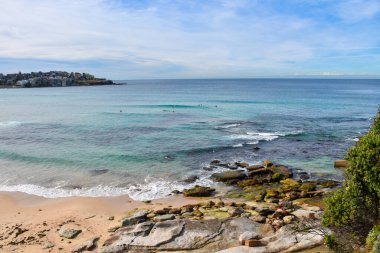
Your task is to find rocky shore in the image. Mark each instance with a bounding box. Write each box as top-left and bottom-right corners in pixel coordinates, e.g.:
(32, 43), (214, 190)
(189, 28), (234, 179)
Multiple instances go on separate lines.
(0, 159), (337, 252)
(0, 71), (114, 88)
(100, 159), (337, 252)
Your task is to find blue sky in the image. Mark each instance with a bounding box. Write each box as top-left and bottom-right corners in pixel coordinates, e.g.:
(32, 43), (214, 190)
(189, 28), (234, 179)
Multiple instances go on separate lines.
(0, 0), (379, 79)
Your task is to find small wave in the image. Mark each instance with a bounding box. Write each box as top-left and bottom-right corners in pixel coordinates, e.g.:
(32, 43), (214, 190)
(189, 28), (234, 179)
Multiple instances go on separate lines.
(215, 123), (241, 129)
(232, 143), (244, 148)
(0, 177), (215, 201)
(230, 130), (304, 142)
(0, 121), (22, 128)
(346, 137), (359, 142)
(0, 184), (131, 198)
(230, 132), (279, 142)
(130, 104), (205, 109)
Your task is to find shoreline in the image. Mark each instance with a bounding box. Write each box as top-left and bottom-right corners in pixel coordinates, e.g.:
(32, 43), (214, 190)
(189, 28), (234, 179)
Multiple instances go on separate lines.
(0, 191), (202, 253)
(0, 159), (340, 252)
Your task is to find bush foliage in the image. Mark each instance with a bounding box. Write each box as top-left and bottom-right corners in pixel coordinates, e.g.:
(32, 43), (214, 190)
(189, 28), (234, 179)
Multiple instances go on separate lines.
(322, 107), (380, 252)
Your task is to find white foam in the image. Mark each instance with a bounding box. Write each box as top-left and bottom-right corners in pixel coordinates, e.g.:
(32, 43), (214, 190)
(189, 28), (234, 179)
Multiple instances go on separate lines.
(0, 121), (22, 128)
(0, 184), (131, 198)
(0, 176), (216, 201)
(230, 130), (303, 142)
(215, 123), (241, 129)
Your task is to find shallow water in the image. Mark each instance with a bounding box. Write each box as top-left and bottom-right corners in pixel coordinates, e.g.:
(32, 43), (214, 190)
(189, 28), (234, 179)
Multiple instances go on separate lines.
(0, 79), (379, 200)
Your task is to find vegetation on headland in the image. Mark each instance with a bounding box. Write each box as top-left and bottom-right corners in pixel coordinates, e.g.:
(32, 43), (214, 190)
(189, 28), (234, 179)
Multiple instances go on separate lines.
(323, 107), (380, 252)
(0, 71), (113, 88)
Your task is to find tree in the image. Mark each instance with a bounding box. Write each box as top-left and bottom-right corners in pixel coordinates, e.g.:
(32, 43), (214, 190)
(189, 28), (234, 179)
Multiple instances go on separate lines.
(323, 107), (380, 252)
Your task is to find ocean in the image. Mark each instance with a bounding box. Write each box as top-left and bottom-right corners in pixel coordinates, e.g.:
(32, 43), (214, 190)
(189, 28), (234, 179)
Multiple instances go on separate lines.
(0, 79), (379, 200)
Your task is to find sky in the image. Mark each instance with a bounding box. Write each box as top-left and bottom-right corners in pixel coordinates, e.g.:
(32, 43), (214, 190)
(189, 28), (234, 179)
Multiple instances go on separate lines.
(0, 0), (379, 79)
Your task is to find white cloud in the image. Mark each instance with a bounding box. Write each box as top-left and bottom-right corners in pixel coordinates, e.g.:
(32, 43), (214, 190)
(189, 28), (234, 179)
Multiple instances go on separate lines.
(0, 0), (379, 78)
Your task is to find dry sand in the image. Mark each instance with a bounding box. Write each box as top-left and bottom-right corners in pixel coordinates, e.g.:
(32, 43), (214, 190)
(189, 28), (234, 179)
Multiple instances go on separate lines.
(0, 191), (200, 253)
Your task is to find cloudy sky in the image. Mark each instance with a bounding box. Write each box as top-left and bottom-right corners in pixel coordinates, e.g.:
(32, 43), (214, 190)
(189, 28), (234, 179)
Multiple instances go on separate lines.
(0, 0), (379, 79)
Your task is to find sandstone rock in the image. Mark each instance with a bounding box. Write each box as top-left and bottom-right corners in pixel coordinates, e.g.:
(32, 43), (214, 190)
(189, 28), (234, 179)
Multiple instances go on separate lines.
(211, 171), (246, 183)
(168, 208), (181, 214)
(199, 200), (214, 208)
(153, 214), (175, 222)
(301, 204), (321, 212)
(215, 225), (323, 253)
(239, 231), (261, 244)
(181, 212), (193, 218)
(252, 215), (266, 223)
(181, 205), (194, 213)
(272, 219), (284, 228)
(43, 242), (55, 249)
(246, 165), (264, 171)
(58, 228), (81, 239)
(192, 210), (203, 217)
(121, 210), (149, 227)
(183, 185), (215, 197)
(292, 209), (318, 220)
(129, 221), (155, 236)
(263, 160), (273, 167)
(334, 159), (349, 168)
(154, 208), (170, 215)
(283, 215), (294, 224)
(71, 237), (99, 253)
(318, 180), (339, 188)
(101, 218), (273, 253)
(236, 162), (249, 168)
(256, 207), (275, 217)
(108, 225), (121, 233)
(228, 207), (244, 217)
(248, 168), (273, 177)
(265, 190), (279, 198)
(271, 165), (293, 179)
(280, 178), (301, 191)
(299, 182), (317, 192)
(245, 239), (262, 247)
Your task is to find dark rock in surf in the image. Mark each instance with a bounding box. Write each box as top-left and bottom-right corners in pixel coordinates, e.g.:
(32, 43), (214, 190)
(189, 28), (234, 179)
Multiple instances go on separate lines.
(183, 185), (215, 197)
(211, 171), (246, 184)
(182, 175), (199, 184)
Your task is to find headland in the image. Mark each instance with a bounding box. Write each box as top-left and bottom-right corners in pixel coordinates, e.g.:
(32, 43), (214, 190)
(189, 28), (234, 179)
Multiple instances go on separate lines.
(0, 71), (114, 88)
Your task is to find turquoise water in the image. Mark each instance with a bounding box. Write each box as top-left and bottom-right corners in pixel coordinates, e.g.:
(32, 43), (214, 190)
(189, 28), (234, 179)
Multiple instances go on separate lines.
(0, 79), (379, 200)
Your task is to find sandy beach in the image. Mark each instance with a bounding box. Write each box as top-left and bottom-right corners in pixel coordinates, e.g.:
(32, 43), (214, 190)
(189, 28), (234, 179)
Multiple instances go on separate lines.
(0, 192), (202, 253)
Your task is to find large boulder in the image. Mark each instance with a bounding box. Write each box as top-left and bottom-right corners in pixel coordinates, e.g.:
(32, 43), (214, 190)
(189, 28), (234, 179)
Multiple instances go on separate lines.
(101, 218), (273, 253)
(334, 160), (349, 168)
(58, 228), (82, 239)
(121, 210), (149, 227)
(270, 165), (292, 179)
(183, 185), (216, 197)
(211, 171), (246, 184)
(101, 217), (323, 253)
(280, 179), (301, 192)
(215, 225), (323, 253)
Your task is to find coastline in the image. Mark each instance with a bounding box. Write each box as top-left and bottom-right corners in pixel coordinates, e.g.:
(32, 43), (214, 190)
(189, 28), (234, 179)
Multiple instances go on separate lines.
(0, 191), (201, 253)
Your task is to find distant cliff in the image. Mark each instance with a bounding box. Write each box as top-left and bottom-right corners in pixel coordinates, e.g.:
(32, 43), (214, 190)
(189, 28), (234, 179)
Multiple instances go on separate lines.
(0, 71), (114, 88)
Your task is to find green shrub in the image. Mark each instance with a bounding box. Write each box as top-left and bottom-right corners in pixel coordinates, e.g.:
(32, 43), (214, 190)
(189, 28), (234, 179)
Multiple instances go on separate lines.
(366, 225), (380, 251)
(322, 107), (380, 252)
(324, 234), (339, 251)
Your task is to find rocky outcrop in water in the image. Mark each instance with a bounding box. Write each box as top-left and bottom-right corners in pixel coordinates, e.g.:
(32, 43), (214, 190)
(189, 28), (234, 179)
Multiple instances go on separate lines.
(0, 71), (114, 88)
